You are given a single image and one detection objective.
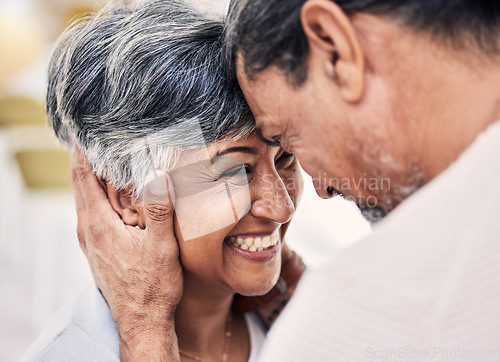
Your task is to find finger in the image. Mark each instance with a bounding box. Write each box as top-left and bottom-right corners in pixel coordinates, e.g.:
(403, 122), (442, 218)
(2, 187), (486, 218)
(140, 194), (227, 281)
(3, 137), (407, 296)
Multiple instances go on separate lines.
(73, 145), (119, 219)
(71, 162), (89, 253)
(142, 171), (178, 256)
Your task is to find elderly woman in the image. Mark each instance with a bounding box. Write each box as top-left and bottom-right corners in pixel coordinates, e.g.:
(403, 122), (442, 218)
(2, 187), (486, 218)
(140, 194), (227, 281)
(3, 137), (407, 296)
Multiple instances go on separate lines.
(25, 1), (304, 361)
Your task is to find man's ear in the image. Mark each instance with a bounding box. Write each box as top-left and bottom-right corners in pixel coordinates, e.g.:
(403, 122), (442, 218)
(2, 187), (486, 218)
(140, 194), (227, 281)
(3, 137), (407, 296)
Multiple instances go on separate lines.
(106, 183), (145, 228)
(301, 0), (364, 102)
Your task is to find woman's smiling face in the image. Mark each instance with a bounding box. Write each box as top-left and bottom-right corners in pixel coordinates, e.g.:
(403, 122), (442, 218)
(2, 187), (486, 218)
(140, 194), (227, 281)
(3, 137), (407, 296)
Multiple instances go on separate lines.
(170, 131), (303, 297)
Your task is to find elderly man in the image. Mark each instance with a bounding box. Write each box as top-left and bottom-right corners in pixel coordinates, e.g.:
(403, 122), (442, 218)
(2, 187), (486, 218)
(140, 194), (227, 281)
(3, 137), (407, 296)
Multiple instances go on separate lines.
(72, 0), (500, 360)
(224, 0), (500, 359)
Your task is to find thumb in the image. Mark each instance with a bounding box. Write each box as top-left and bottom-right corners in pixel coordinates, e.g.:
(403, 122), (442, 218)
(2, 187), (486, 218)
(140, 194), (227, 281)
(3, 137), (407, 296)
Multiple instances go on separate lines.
(142, 171), (177, 254)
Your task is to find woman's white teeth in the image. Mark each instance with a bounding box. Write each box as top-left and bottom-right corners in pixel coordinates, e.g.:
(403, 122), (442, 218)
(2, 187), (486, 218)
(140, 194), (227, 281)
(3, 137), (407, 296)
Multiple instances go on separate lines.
(228, 233), (279, 251)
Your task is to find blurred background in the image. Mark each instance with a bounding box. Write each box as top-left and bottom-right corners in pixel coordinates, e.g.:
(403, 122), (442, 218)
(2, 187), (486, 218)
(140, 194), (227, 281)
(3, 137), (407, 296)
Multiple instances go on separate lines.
(0, 0), (370, 360)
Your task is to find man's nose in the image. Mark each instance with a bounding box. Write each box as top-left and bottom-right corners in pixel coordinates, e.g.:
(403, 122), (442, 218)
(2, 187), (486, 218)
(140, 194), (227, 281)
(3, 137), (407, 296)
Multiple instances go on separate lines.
(312, 175), (337, 199)
(314, 185), (337, 199)
(250, 172), (295, 224)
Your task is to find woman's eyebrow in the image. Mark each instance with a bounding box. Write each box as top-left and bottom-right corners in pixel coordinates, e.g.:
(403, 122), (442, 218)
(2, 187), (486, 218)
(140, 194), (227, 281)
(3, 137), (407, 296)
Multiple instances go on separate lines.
(215, 146), (258, 157)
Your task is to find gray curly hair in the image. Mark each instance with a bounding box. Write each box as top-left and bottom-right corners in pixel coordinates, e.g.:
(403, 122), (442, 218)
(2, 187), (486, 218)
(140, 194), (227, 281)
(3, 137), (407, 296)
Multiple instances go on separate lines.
(47, 0), (254, 197)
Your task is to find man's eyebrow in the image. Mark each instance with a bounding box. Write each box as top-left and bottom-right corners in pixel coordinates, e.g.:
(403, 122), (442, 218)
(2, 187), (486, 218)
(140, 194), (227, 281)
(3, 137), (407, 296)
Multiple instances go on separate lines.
(256, 127), (281, 147)
(215, 146), (259, 157)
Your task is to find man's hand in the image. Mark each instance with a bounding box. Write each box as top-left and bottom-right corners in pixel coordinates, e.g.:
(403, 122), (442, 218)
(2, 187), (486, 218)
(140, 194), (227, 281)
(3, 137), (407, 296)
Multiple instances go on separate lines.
(72, 147), (182, 361)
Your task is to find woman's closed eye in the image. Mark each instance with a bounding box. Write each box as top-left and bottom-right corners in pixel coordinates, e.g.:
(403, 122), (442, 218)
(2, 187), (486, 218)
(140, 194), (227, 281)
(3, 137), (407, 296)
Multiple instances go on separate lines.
(217, 164), (252, 182)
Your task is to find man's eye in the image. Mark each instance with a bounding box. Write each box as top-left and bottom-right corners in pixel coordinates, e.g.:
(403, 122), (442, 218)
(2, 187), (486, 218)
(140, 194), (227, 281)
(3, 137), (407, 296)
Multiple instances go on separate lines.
(262, 135), (281, 147)
(257, 128), (282, 146)
(276, 151), (295, 168)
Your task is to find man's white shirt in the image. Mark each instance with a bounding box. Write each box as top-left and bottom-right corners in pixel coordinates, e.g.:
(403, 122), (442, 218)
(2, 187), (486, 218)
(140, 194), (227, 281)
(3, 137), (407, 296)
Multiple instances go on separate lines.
(259, 121), (500, 361)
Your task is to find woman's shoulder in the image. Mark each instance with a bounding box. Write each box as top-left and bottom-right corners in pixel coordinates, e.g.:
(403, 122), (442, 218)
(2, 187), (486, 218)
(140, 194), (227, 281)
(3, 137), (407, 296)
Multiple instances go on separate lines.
(244, 312), (268, 362)
(22, 285), (119, 362)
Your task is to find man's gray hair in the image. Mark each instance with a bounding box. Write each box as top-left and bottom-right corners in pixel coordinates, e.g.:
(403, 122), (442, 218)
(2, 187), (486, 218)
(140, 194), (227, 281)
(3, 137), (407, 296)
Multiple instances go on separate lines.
(225, 0), (500, 85)
(47, 0), (254, 197)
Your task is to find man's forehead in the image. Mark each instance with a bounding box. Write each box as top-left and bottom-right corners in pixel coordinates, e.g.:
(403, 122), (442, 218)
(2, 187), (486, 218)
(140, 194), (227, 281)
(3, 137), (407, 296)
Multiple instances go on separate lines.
(234, 52), (289, 138)
(234, 54), (264, 117)
(235, 52), (270, 89)
(235, 54), (275, 116)
(235, 52), (251, 84)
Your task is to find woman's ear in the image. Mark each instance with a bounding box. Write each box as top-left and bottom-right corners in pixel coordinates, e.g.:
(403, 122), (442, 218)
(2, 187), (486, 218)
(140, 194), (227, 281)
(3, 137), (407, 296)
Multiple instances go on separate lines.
(106, 183), (145, 228)
(301, 0), (364, 102)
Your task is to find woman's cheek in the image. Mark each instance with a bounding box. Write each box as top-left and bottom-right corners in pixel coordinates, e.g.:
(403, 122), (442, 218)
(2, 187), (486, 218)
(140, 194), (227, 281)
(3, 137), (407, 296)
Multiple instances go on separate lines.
(282, 165), (304, 208)
(173, 179), (251, 241)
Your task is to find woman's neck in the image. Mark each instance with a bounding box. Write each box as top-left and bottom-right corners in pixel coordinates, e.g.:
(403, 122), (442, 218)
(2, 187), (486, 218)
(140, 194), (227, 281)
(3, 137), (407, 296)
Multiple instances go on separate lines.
(175, 273), (235, 358)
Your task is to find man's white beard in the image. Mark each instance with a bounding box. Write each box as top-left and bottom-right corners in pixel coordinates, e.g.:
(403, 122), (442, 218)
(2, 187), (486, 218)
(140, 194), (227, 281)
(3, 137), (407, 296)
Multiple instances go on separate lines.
(357, 203), (388, 223)
(355, 173), (424, 224)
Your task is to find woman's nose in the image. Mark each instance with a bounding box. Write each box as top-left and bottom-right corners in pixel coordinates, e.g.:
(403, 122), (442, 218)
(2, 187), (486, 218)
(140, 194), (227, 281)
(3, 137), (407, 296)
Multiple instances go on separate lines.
(250, 172), (295, 224)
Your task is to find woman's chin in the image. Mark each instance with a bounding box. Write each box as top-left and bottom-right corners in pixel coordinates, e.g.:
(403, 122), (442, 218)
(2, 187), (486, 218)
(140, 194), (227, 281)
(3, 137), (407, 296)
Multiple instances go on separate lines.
(232, 273), (281, 297)
(236, 286), (274, 297)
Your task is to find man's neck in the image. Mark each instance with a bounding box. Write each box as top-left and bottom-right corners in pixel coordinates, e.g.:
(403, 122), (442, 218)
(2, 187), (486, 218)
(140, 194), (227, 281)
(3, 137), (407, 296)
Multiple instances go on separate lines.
(422, 59), (500, 181)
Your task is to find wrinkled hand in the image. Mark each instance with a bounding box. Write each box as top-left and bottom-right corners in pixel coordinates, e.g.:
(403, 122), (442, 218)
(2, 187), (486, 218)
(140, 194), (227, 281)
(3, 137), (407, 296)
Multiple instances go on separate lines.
(72, 147), (181, 361)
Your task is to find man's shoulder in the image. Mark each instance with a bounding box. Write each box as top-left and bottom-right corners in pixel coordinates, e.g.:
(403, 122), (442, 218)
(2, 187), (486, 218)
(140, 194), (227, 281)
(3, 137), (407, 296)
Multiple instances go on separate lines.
(258, 122), (500, 361)
(22, 285), (119, 362)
